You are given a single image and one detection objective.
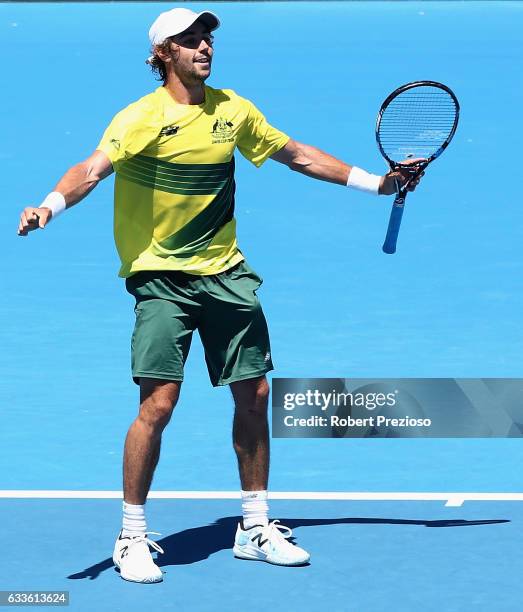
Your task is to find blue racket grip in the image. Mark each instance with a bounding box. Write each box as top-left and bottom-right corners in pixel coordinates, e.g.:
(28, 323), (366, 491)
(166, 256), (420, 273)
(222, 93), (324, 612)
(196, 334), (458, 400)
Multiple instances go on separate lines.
(382, 195), (405, 254)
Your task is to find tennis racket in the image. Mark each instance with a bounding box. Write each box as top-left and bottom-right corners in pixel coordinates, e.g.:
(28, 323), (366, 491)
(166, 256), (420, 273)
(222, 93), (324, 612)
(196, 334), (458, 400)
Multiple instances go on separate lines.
(376, 81), (460, 254)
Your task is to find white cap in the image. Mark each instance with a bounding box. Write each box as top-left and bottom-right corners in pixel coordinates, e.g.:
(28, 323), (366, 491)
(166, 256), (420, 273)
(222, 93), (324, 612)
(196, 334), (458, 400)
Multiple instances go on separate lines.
(149, 8), (220, 46)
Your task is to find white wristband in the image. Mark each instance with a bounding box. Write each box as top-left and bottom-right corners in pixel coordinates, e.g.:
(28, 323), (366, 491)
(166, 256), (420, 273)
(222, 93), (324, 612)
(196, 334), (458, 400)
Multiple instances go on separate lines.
(346, 167), (382, 195)
(39, 192), (66, 220)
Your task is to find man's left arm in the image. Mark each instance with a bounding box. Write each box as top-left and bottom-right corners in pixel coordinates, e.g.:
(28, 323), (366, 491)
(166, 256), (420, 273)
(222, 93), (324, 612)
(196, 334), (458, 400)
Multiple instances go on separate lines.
(270, 138), (421, 196)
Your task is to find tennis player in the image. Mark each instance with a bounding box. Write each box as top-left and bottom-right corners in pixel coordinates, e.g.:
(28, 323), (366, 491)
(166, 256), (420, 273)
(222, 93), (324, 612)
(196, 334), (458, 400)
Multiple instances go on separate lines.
(17, 7), (422, 583)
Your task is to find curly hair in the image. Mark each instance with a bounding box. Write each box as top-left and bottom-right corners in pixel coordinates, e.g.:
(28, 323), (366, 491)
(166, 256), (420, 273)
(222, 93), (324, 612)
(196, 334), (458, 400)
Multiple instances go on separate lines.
(145, 39), (173, 84)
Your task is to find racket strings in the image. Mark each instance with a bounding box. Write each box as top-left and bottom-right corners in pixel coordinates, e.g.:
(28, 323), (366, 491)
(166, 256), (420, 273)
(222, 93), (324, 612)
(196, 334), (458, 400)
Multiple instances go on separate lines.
(377, 86), (458, 161)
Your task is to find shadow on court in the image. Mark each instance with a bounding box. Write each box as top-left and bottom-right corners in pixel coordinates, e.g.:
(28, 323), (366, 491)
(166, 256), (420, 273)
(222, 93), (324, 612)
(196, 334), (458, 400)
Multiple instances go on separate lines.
(67, 515), (509, 580)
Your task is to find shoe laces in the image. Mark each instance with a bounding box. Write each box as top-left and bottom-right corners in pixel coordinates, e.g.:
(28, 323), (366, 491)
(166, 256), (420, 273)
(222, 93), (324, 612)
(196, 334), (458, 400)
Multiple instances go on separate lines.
(125, 531), (164, 555)
(260, 520), (293, 544)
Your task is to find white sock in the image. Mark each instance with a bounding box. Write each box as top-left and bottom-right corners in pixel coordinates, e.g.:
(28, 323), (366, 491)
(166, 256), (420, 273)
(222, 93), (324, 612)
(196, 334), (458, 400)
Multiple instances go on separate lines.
(122, 501), (147, 537)
(241, 490), (269, 528)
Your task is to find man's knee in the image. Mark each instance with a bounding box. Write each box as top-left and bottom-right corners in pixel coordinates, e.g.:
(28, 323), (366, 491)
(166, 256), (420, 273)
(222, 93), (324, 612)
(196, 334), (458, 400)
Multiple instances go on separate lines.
(138, 378), (181, 431)
(255, 378), (270, 406)
(232, 376), (270, 416)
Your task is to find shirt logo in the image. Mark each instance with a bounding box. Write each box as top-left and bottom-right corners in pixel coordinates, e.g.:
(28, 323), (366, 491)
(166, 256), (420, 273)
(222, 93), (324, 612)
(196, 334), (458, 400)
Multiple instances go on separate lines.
(110, 138), (121, 150)
(160, 125), (180, 137)
(211, 117), (234, 144)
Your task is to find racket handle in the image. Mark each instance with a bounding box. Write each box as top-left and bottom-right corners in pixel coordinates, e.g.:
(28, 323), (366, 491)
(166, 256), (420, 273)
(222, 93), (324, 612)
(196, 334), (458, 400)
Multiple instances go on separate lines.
(382, 195), (405, 254)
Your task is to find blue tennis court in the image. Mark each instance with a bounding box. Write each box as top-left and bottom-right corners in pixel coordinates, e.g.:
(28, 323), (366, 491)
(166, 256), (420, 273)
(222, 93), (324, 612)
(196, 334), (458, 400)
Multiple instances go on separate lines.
(1, 1), (522, 610)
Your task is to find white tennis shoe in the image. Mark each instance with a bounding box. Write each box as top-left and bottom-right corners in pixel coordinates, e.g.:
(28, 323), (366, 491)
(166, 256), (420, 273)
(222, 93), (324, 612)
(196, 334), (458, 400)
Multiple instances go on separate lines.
(233, 520), (310, 566)
(113, 530), (164, 583)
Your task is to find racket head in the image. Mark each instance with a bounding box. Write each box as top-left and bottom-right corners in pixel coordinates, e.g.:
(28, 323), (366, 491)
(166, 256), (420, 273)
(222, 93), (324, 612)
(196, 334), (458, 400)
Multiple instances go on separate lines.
(375, 81), (460, 169)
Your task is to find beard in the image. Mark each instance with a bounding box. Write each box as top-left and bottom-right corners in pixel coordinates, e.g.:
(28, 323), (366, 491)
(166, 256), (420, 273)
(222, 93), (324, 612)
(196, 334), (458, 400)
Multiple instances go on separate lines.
(173, 53), (212, 85)
(188, 64), (211, 83)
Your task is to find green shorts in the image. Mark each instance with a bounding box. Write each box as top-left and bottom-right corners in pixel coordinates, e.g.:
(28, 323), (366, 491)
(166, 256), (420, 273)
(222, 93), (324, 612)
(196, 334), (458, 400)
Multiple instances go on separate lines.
(125, 260), (274, 387)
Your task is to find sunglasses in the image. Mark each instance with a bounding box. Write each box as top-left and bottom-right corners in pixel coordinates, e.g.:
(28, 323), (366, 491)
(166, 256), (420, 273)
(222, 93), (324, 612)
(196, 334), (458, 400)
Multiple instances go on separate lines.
(170, 32), (215, 49)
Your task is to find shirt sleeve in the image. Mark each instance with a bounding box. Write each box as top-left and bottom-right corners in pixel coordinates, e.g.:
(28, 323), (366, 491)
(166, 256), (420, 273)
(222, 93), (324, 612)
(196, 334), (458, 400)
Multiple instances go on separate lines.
(96, 101), (161, 168)
(236, 98), (290, 168)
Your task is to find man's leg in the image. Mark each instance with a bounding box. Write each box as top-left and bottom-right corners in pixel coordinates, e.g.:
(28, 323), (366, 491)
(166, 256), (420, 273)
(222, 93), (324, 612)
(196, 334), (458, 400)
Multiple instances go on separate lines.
(114, 377), (180, 583)
(230, 375), (310, 566)
(230, 375), (270, 492)
(196, 260), (309, 564)
(124, 377), (181, 505)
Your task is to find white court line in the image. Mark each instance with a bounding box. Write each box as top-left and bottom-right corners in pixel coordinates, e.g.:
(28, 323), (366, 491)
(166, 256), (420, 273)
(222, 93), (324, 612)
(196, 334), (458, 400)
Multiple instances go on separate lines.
(0, 491), (522, 507)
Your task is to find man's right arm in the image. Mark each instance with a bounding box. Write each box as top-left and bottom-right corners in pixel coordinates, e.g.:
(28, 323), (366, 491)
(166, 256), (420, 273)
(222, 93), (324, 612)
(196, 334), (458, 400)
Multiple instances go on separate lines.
(17, 149), (113, 236)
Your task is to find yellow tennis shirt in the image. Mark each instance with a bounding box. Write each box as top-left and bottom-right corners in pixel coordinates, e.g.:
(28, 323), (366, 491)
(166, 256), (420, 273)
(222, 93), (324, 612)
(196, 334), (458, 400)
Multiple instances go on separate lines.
(97, 85), (290, 277)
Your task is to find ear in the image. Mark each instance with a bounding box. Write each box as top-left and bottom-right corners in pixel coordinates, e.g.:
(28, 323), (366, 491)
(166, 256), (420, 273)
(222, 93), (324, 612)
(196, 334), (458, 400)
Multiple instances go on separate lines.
(155, 42), (178, 64)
